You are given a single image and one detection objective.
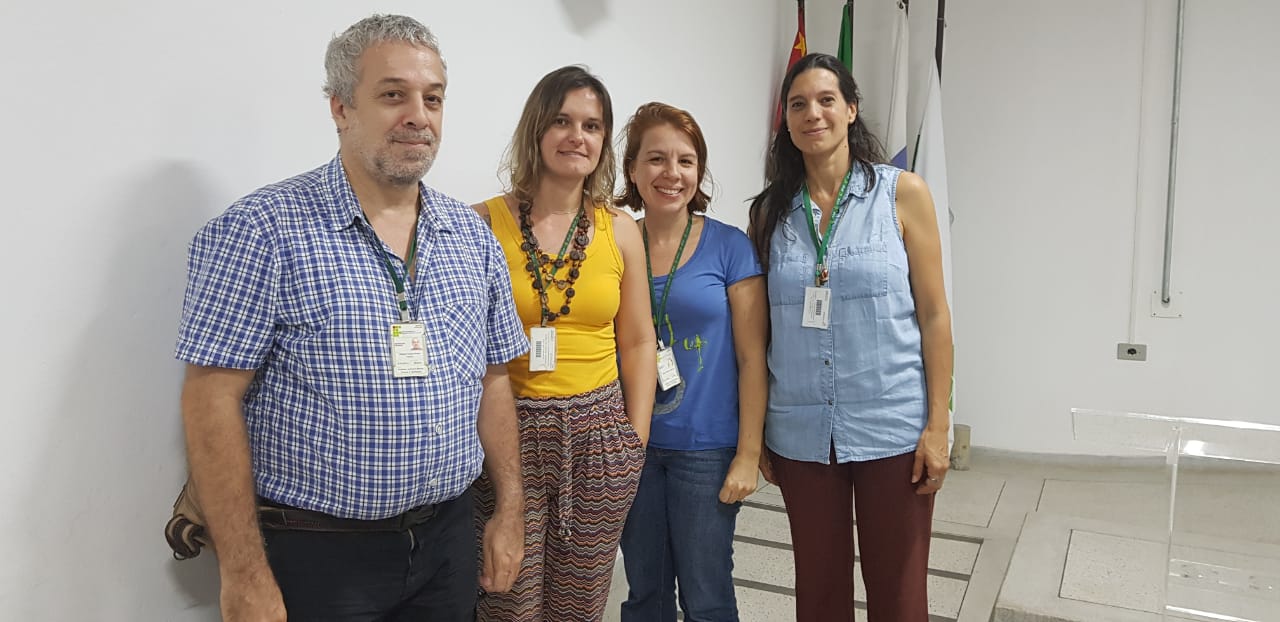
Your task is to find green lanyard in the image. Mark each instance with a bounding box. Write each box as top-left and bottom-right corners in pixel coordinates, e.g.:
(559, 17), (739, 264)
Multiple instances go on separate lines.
(643, 214), (693, 347)
(377, 226), (419, 323)
(801, 168), (853, 286)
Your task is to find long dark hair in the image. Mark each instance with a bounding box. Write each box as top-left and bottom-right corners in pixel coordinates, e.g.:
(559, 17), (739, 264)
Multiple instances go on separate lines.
(748, 53), (885, 269)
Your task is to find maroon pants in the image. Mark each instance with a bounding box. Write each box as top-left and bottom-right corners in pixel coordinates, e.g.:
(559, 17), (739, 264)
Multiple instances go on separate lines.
(770, 449), (933, 622)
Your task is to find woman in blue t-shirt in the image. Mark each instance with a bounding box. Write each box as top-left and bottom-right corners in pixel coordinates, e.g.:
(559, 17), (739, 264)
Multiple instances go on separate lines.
(615, 102), (768, 622)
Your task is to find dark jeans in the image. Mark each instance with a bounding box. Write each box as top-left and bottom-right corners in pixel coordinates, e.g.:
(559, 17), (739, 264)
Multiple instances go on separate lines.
(620, 447), (741, 622)
(262, 488), (477, 622)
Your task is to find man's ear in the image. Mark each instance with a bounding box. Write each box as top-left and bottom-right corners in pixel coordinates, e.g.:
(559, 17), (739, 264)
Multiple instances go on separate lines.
(330, 95), (349, 133)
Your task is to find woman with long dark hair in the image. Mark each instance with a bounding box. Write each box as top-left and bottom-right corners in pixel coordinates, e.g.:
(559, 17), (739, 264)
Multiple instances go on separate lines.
(749, 53), (953, 622)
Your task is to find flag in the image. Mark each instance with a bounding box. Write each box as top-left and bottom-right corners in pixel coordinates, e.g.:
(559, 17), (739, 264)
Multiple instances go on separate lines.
(774, 1), (807, 131)
(885, 2), (909, 169)
(913, 61), (954, 413)
(913, 63), (952, 316)
(836, 2), (853, 72)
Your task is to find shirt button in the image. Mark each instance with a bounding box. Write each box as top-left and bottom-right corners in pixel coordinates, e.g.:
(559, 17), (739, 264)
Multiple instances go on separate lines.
(827, 399), (834, 405)
(429, 478), (440, 488)
(434, 424), (445, 435)
(824, 359), (831, 366)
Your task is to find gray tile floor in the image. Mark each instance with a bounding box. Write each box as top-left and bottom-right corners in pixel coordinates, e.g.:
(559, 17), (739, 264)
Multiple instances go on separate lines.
(601, 449), (1280, 622)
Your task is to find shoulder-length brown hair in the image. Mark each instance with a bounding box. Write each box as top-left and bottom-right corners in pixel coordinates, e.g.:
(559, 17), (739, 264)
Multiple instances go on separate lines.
(614, 102), (711, 214)
(502, 65), (616, 206)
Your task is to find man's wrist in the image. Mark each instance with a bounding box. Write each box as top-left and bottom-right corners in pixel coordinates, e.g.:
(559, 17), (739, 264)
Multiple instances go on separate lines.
(491, 498), (525, 519)
(219, 552), (273, 582)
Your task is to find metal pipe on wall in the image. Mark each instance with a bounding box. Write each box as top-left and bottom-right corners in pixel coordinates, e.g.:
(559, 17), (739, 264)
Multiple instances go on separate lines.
(1161, 0), (1188, 304)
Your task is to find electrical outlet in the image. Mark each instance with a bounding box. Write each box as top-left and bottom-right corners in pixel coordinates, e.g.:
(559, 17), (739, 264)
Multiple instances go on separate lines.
(1117, 343), (1147, 361)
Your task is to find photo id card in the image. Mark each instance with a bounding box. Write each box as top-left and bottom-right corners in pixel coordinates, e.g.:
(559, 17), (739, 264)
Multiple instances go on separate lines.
(389, 322), (429, 378)
(656, 343), (682, 391)
(529, 326), (557, 372)
(801, 286), (832, 329)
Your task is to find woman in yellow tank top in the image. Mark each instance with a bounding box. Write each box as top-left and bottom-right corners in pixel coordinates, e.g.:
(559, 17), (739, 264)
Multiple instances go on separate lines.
(471, 65), (656, 622)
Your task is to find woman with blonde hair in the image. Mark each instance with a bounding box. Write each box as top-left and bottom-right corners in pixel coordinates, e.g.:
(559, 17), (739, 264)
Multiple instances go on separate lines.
(472, 65), (656, 622)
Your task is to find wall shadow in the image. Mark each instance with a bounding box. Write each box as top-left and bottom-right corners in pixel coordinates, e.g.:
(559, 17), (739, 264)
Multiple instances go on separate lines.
(558, 0), (610, 34)
(22, 162), (223, 620)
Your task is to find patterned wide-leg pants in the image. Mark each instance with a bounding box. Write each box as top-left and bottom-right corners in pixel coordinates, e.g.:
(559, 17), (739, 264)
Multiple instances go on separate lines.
(475, 381), (645, 622)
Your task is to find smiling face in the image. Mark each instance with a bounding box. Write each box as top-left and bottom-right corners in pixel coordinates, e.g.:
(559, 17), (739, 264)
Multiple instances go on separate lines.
(784, 67), (857, 157)
(331, 42), (446, 187)
(629, 123), (699, 215)
(538, 87), (605, 183)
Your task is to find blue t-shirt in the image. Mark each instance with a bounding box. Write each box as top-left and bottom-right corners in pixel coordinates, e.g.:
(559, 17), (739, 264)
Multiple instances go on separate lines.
(649, 217), (763, 450)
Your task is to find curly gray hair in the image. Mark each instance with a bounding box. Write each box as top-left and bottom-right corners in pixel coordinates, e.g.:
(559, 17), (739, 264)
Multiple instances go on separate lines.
(323, 14), (446, 107)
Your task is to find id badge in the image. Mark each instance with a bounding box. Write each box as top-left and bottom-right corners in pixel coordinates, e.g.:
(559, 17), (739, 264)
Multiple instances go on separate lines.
(529, 326), (557, 372)
(801, 286), (832, 329)
(389, 322), (429, 377)
(656, 342), (682, 391)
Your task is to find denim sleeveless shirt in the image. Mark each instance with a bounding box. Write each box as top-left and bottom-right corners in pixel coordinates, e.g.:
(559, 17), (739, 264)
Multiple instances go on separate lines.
(765, 164), (927, 464)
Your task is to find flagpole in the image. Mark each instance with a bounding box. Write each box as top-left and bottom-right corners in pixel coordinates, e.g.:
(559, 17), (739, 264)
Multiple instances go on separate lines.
(935, 0), (947, 77)
(798, 0), (806, 46)
(775, 0), (808, 131)
(837, 0), (854, 73)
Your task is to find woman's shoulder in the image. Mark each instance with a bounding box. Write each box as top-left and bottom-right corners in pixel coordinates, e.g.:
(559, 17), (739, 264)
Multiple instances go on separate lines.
(702, 216), (753, 246)
(471, 194), (515, 222)
(888, 171), (930, 210)
(601, 203), (635, 220)
(601, 204), (639, 229)
(598, 203), (641, 253)
(702, 215), (740, 232)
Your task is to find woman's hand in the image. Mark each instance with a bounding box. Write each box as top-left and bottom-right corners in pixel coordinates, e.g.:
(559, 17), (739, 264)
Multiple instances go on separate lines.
(758, 451), (778, 485)
(911, 425), (950, 495)
(718, 454), (760, 504)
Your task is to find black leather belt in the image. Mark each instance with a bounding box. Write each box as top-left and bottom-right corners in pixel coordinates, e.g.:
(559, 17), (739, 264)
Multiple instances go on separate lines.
(257, 499), (438, 532)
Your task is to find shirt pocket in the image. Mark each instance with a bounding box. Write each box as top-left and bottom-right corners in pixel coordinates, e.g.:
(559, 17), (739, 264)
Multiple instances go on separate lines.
(767, 229), (813, 306)
(430, 280), (488, 381)
(831, 242), (889, 300)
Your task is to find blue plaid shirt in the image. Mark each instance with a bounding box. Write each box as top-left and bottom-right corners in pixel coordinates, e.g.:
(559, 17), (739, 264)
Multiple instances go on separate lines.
(176, 156), (528, 520)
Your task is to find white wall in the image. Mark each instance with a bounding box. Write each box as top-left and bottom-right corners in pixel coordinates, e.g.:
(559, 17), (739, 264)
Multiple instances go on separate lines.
(0, 2), (779, 619)
(793, 0), (1280, 454)
(945, 0), (1280, 453)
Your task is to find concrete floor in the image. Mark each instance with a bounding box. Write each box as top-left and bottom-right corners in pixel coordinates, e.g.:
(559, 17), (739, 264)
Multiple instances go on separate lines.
(601, 449), (1280, 622)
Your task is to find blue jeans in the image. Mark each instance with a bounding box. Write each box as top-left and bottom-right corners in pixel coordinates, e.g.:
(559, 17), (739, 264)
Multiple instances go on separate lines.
(619, 446), (740, 622)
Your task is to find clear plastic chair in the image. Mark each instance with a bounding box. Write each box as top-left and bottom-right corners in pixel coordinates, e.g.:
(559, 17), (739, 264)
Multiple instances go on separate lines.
(1072, 408), (1280, 622)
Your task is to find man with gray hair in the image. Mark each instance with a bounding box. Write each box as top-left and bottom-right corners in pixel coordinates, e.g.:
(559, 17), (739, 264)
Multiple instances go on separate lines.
(176, 14), (526, 620)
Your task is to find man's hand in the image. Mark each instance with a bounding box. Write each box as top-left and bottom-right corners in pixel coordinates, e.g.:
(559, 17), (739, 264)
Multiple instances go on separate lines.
(479, 507), (525, 593)
(220, 567), (286, 622)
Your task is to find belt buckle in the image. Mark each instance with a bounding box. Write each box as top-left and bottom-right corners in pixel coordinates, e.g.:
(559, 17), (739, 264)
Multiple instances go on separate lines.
(400, 503), (437, 529)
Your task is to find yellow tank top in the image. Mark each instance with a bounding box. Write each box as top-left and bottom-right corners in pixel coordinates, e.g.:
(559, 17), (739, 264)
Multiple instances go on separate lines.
(485, 196), (624, 397)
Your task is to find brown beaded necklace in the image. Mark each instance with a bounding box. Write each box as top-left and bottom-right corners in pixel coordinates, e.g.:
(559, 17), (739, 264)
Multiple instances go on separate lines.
(518, 199), (591, 325)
